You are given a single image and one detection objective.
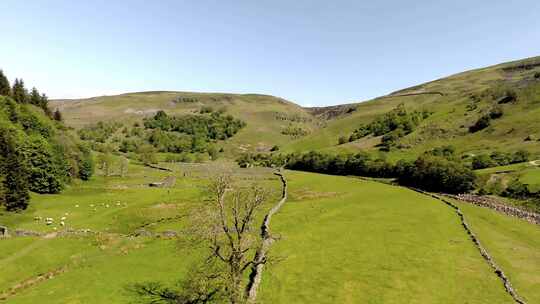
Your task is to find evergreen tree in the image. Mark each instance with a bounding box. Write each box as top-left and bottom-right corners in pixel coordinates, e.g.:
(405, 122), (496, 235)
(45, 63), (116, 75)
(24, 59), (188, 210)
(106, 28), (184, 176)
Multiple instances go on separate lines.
(40, 94), (52, 117)
(53, 108), (63, 121)
(0, 70), (10, 96)
(29, 87), (41, 106)
(0, 132), (30, 211)
(12, 78), (28, 103)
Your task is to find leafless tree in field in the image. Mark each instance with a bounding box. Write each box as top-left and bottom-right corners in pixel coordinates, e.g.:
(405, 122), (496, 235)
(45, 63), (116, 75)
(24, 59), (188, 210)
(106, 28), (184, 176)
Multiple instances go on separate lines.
(130, 171), (287, 304)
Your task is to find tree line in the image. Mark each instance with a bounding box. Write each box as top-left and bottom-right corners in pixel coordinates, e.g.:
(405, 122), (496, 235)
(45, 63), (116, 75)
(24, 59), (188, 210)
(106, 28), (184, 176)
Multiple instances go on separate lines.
(0, 69), (62, 120)
(0, 69), (94, 211)
(237, 146), (478, 194)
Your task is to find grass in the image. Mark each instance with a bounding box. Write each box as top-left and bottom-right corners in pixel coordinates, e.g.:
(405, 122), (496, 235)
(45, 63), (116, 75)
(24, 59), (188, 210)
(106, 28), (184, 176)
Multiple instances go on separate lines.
(282, 56), (540, 160)
(52, 92), (320, 156)
(52, 56), (540, 162)
(258, 172), (526, 303)
(452, 199), (540, 303)
(475, 161), (540, 193)
(1, 164), (539, 303)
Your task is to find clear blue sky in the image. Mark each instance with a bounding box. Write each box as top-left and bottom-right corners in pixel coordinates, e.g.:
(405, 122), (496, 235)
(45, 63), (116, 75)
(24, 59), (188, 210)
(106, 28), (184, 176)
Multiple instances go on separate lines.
(1, 1), (539, 106)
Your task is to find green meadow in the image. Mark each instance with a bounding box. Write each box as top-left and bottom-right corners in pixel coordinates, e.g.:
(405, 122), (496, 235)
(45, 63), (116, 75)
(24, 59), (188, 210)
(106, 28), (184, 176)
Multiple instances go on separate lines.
(1, 164), (539, 303)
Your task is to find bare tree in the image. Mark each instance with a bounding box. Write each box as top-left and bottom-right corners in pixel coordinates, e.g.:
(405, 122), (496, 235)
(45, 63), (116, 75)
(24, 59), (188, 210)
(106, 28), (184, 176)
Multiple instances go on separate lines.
(203, 174), (267, 304)
(130, 171), (288, 304)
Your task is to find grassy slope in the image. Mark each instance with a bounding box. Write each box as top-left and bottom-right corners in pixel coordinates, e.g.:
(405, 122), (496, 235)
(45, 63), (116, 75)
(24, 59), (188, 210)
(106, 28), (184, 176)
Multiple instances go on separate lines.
(2, 167), (539, 303)
(52, 56), (540, 160)
(476, 161), (540, 194)
(453, 199), (540, 303)
(284, 56), (540, 160)
(51, 92), (319, 155)
(258, 172), (527, 303)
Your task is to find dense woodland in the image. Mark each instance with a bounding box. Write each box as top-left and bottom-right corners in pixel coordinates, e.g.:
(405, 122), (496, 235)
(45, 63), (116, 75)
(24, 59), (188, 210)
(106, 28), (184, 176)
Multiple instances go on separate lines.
(0, 69), (94, 211)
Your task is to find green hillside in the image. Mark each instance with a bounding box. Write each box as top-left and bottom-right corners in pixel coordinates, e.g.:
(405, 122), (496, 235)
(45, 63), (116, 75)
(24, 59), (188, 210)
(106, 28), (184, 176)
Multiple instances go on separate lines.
(4, 56), (537, 304)
(285, 56), (540, 160)
(53, 56), (540, 161)
(52, 92), (320, 155)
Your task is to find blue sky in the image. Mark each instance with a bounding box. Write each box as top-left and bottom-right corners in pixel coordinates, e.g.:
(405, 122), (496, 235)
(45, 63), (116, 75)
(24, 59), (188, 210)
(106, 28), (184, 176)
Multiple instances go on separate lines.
(1, 0), (539, 106)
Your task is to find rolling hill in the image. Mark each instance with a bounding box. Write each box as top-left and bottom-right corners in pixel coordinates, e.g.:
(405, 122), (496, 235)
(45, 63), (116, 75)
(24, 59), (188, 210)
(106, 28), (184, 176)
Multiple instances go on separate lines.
(52, 92), (321, 156)
(3, 56), (539, 303)
(285, 56), (540, 160)
(52, 56), (540, 160)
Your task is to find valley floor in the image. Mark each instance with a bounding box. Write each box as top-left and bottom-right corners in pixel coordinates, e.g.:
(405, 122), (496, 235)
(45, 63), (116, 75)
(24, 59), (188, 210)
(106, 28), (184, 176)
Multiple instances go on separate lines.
(0, 164), (539, 303)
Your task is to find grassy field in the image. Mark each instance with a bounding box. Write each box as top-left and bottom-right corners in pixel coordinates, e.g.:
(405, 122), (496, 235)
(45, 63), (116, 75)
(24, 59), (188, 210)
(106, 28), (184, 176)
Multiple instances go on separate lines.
(453, 199), (540, 304)
(1, 164), (539, 303)
(476, 161), (540, 194)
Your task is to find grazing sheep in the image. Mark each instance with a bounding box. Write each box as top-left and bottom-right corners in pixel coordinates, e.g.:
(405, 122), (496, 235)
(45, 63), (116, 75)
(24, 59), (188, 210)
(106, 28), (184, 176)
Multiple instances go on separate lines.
(34, 216), (42, 221)
(75, 204), (79, 208)
(61, 216), (66, 221)
(60, 221), (65, 226)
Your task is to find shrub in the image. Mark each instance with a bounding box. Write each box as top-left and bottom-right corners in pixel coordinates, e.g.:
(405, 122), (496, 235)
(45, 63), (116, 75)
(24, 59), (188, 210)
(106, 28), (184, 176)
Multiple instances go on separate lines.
(489, 106), (503, 119)
(397, 155), (476, 194)
(513, 150), (530, 163)
(472, 154), (494, 169)
(503, 179), (531, 199)
(469, 115), (491, 133)
(349, 104), (429, 141)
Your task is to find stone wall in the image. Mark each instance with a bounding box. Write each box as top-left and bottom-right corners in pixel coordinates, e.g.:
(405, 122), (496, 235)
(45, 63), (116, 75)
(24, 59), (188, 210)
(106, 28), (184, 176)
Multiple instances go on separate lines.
(414, 189), (527, 304)
(446, 194), (540, 225)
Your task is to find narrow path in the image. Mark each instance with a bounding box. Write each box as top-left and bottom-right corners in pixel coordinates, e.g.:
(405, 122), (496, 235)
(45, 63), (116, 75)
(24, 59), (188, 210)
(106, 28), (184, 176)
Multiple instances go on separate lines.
(245, 170), (288, 303)
(529, 160), (540, 166)
(413, 189), (527, 304)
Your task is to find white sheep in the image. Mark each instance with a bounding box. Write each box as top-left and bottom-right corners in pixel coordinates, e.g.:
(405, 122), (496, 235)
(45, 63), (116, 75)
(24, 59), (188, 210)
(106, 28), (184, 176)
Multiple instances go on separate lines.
(61, 216), (66, 221)
(60, 221), (65, 226)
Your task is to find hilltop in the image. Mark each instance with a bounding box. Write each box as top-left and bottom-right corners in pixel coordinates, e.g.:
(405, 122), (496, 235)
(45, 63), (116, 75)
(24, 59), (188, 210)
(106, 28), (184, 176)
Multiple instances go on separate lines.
(284, 56), (540, 159)
(52, 92), (320, 155)
(52, 56), (540, 160)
